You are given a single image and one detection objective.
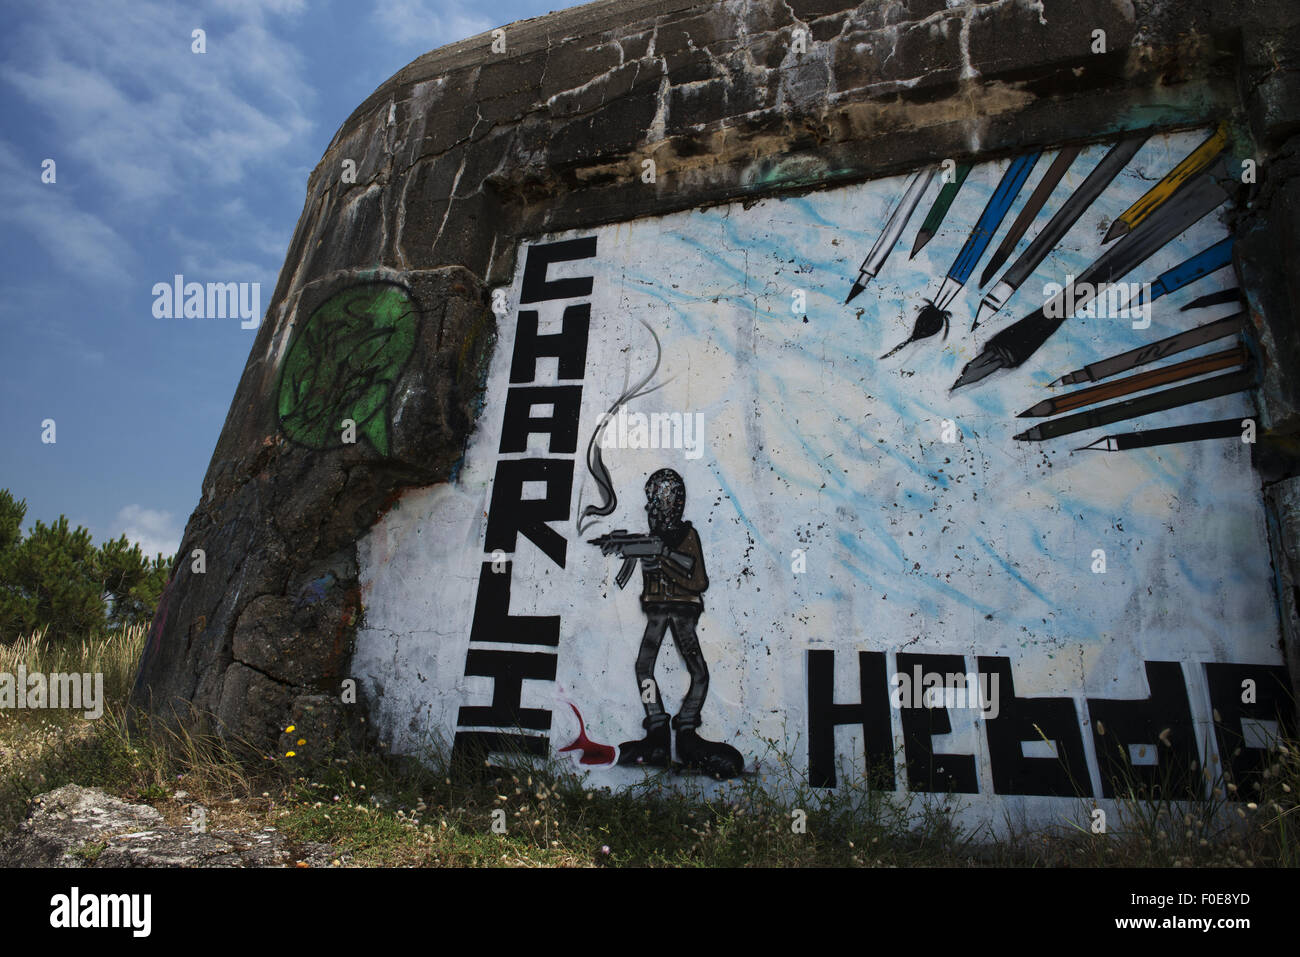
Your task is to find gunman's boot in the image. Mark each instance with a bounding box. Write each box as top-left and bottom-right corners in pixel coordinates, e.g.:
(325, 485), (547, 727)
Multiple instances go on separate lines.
(675, 728), (744, 779)
(617, 718), (671, 768)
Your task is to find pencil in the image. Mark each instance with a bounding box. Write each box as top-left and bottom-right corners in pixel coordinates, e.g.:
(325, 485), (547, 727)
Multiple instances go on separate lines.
(1180, 288), (1243, 312)
(953, 166), (1230, 391)
(978, 146), (1081, 290)
(1102, 123), (1229, 243)
(1140, 237), (1234, 305)
(910, 162), (972, 259)
(932, 152), (1041, 312)
(1013, 368), (1256, 442)
(973, 136), (1146, 330)
(1048, 312), (1246, 387)
(1019, 344), (1246, 417)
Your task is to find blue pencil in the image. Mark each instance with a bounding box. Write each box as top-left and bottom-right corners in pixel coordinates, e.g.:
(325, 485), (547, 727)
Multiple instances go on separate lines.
(1140, 237), (1234, 305)
(932, 152), (1041, 311)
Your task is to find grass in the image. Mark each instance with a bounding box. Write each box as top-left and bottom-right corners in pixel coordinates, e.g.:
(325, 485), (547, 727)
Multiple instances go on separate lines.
(1, 626), (1297, 866)
(1038, 716), (1300, 868)
(0, 625), (144, 700)
(71, 841), (107, 864)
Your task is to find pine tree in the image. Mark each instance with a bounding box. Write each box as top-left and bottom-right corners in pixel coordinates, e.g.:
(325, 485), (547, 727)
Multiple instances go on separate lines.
(0, 489), (173, 642)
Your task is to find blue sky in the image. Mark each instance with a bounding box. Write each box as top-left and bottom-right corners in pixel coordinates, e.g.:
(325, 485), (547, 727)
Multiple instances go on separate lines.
(0, 0), (565, 559)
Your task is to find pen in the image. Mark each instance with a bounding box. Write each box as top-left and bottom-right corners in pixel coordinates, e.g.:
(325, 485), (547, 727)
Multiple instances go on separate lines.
(953, 166), (1230, 391)
(845, 168), (936, 304)
(978, 146), (1081, 290)
(1019, 344), (1246, 417)
(974, 136), (1146, 330)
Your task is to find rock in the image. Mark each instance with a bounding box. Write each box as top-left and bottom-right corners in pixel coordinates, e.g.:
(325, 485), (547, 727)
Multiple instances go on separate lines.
(0, 785), (340, 868)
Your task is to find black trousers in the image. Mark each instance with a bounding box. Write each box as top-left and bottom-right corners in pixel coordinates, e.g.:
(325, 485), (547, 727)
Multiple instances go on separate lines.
(635, 602), (709, 731)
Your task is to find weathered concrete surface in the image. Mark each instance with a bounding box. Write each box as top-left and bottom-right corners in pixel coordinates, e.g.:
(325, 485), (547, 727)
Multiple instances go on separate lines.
(132, 0), (1300, 754)
(132, 267), (494, 753)
(0, 785), (337, 868)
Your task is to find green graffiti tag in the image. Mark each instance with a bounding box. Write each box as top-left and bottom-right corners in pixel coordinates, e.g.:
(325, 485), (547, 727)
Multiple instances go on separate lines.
(276, 282), (419, 456)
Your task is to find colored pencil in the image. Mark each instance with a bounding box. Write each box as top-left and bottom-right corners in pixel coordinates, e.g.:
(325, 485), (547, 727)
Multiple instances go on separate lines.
(1137, 237), (1234, 306)
(1019, 344), (1246, 417)
(1013, 368), (1256, 442)
(978, 146), (1081, 289)
(1049, 312), (1246, 387)
(910, 163), (972, 259)
(1102, 124), (1229, 242)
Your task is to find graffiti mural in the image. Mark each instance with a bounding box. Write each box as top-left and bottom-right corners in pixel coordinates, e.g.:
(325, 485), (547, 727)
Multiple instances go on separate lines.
(591, 468), (745, 777)
(351, 127), (1292, 828)
(277, 281), (420, 456)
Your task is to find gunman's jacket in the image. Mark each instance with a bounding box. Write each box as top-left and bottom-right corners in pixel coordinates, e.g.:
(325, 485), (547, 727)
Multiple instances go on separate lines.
(641, 521), (709, 608)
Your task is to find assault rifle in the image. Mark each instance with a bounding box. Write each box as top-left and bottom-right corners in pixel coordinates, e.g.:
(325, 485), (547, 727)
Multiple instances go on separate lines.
(588, 530), (695, 589)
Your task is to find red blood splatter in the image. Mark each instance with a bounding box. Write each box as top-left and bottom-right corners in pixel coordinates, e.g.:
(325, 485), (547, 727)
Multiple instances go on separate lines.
(558, 703), (615, 766)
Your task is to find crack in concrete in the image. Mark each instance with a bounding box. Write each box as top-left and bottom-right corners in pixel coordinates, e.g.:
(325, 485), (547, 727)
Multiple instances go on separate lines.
(430, 154), (468, 252)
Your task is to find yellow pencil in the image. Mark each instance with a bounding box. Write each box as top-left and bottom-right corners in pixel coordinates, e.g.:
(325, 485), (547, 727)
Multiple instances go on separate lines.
(1102, 123), (1229, 242)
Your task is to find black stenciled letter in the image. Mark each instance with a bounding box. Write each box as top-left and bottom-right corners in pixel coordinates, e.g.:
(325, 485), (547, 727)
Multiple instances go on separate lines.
(451, 731), (549, 770)
(978, 656), (1092, 797)
(469, 561), (560, 646)
(807, 650), (895, 789)
(510, 305), (591, 383)
(896, 653), (979, 794)
(1087, 661), (1198, 799)
(499, 385), (583, 454)
(519, 237), (597, 304)
(1205, 662), (1295, 795)
(485, 458), (574, 568)
(457, 649), (558, 731)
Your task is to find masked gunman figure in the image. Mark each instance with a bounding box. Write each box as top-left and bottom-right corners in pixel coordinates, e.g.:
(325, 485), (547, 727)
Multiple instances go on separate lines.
(609, 468), (744, 778)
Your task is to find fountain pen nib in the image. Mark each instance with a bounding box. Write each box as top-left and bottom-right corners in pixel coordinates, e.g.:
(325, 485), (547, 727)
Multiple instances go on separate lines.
(951, 350), (1004, 391)
(844, 281), (865, 305)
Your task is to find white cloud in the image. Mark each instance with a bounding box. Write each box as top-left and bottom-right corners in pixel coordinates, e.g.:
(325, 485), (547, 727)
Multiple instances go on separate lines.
(372, 0), (494, 50)
(0, 139), (132, 283)
(213, 0), (307, 16)
(114, 505), (182, 561)
(1, 0), (315, 207)
(168, 227), (276, 291)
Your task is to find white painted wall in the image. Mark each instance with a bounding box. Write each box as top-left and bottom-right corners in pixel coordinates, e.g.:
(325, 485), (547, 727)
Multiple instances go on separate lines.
(353, 129), (1283, 830)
